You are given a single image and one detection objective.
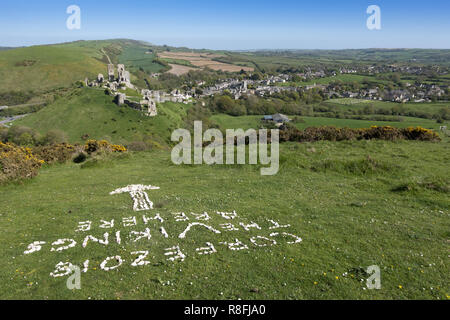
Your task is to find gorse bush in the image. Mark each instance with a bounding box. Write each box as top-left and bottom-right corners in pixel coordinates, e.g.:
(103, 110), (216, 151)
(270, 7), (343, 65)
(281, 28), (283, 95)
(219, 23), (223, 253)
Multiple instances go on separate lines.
(0, 139), (127, 184)
(32, 143), (77, 164)
(84, 139), (127, 154)
(0, 142), (44, 183)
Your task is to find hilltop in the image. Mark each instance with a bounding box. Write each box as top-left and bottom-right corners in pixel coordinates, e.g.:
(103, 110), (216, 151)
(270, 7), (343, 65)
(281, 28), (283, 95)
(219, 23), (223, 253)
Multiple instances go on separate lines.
(14, 88), (188, 146)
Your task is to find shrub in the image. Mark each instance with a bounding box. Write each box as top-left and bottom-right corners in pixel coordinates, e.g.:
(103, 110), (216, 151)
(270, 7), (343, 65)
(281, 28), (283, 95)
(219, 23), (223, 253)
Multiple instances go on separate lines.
(42, 130), (68, 145)
(359, 126), (403, 141)
(7, 126), (40, 145)
(0, 128), (7, 142)
(0, 142), (44, 183)
(126, 141), (148, 151)
(32, 143), (77, 164)
(401, 126), (441, 142)
(84, 139), (127, 154)
(280, 126), (441, 143)
(73, 152), (87, 164)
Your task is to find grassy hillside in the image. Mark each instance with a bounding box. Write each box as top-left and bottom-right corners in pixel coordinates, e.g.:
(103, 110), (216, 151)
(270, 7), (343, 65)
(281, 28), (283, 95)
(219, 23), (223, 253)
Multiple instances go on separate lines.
(0, 39), (168, 102)
(14, 88), (189, 145)
(0, 139), (448, 299)
(0, 44), (106, 93)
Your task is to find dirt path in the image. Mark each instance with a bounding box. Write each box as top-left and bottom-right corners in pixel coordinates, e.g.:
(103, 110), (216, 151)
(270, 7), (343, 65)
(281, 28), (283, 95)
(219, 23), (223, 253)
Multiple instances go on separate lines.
(101, 48), (113, 64)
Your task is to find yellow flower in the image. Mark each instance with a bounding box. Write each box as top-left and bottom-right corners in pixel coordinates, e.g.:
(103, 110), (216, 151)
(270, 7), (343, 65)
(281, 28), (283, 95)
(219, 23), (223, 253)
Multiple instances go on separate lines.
(398, 285), (403, 289)
(314, 281), (318, 285)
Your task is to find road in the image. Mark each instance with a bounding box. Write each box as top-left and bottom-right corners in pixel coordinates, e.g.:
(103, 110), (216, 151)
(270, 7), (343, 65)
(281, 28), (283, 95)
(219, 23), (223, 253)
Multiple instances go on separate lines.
(0, 114), (28, 127)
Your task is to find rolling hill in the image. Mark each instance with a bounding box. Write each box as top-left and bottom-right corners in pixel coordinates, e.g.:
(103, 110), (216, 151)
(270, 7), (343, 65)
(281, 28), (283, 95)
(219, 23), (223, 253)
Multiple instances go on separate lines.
(14, 88), (189, 146)
(0, 39), (167, 99)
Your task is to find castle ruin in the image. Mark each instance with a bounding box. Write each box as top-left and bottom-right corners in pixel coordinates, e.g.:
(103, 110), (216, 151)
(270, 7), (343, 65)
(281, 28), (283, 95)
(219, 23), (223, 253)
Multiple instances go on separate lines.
(87, 64), (158, 117)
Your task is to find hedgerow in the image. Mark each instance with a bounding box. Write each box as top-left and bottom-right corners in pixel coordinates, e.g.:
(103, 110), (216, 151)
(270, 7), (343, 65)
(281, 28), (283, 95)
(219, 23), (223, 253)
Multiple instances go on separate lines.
(279, 125), (441, 143)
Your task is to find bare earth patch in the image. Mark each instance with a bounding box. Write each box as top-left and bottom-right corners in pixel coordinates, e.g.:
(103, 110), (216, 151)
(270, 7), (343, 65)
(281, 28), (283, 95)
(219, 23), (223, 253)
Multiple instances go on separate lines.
(167, 64), (197, 76)
(159, 52), (253, 74)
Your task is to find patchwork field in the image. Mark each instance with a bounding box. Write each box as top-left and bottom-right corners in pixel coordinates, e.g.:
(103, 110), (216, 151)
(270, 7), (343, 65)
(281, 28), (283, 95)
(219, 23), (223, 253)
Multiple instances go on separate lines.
(159, 51), (254, 74)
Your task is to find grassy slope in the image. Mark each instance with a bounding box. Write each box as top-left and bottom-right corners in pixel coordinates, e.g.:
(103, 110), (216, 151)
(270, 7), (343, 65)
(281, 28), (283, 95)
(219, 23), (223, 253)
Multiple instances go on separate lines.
(0, 140), (448, 299)
(0, 44), (106, 93)
(0, 39), (166, 96)
(14, 88), (189, 145)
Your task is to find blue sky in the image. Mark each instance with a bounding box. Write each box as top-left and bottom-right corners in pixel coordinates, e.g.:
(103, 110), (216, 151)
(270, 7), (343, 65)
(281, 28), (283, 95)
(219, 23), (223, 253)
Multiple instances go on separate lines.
(1, 0), (449, 49)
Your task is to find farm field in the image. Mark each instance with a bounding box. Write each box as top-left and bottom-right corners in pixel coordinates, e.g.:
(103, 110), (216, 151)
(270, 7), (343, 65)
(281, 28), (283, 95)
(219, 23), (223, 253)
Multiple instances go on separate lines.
(323, 99), (450, 114)
(118, 46), (166, 74)
(159, 51), (254, 74)
(211, 114), (447, 131)
(0, 138), (448, 300)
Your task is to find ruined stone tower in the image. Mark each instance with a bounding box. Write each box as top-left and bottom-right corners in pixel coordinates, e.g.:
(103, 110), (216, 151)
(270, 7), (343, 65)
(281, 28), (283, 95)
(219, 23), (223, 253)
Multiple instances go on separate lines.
(108, 64), (115, 81)
(117, 64), (126, 83)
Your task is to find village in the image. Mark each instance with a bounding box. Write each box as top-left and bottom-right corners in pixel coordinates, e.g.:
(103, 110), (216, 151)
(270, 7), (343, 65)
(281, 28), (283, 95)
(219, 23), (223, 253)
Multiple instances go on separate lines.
(195, 69), (448, 103)
(80, 62), (449, 120)
(84, 64), (194, 118)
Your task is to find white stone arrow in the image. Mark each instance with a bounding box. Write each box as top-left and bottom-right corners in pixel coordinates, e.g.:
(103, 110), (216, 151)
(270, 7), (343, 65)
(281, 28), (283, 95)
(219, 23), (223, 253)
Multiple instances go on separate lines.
(110, 184), (160, 211)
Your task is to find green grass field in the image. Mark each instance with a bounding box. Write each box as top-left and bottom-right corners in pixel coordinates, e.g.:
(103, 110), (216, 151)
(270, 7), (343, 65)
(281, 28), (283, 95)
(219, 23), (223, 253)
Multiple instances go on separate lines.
(0, 44), (106, 93)
(118, 46), (166, 74)
(0, 139), (448, 299)
(323, 99), (449, 115)
(14, 88), (189, 145)
(1, 41), (449, 300)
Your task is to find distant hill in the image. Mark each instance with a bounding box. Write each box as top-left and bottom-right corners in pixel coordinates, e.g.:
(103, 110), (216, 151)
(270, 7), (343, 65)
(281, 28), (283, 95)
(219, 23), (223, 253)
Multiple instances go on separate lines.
(2, 39), (449, 97)
(219, 48), (450, 73)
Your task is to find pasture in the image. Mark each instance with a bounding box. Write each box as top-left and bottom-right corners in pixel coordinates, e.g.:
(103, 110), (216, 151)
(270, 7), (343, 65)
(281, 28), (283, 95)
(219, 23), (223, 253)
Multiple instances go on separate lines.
(0, 139), (448, 299)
